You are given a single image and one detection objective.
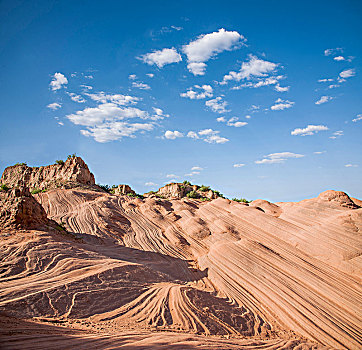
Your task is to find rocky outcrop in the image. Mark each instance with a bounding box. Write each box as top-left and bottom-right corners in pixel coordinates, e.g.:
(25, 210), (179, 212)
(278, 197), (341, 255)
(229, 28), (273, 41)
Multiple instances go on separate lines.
(249, 199), (282, 217)
(114, 184), (135, 196)
(318, 190), (360, 209)
(0, 187), (49, 230)
(156, 183), (220, 200)
(0, 156), (95, 192)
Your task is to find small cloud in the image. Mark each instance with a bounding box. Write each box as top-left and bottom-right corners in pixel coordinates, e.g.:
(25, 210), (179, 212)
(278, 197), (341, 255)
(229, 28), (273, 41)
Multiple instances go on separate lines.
(352, 114), (362, 122)
(255, 152), (304, 164)
(329, 130), (343, 139)
(180, 84), (213, 99)
(324, 48), (343, 56)
(166, 174), (179, 178)
(233, 163), (245, 168)
(205, 97), (229, 113)
(315, 96), (333, 105)
(198, 129), (229, 144)
(67, 92), (86, 103)
(274, 84), (289, 92)
(225, 117), (247, 127)
(191, 166), (203, 171)
(50, 72), (68, 91)
(164, 130), (183, 139)
(84, 75), (93, 79)
(245, 115), (251, 119)
(129, 74), (137, 80)
(80, 84), (93, 90)
(58, 121), (64, 126)
(291, 124), (329, 136)
(345, 164), (358, 168)
(187, 131), (199, 139)
(145, 182), (158, 186)
(314, 151), (326, 154)
(270, 98), (294, 110)
(334, 56), (345, 61)
(146, 73), (154, 78)
(47, 102), (62, 110)
(318, 78), (334, 83)
(140, 47), (182, 68)
(216, 116), (226, 122)
(132, 81), (151, 90)
(339, 69), (355, 79)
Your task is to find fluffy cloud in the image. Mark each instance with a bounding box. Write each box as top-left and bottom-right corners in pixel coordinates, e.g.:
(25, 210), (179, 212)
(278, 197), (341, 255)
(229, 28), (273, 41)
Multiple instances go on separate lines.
(339, 69), (355, 79)
(164, 130), (183, 139)
(233, 163), (245, 168)
(183, 28), (245, 75)
(191, 166), (203, 171)
(50, 73), (68, 91)
(274, 84), (289, 92)
(140, 48), (182, 68)
(352, 114), (362, 122)
(67, 92), (86, 103)
(318, 78), (334, 83)
(197, 129), (229, 144)
(255, 152), (304, 164)
(222, 55), (278, 84)
(219, 116), (247, 127)
(146, 73), (154, 78)
(47, 102), (62, 110)
(132, 82), (151, 90)
(85, 92), (139, 105)
(324, 48), (343, 56)
(129, 74), (137, 80)
(180, 85), (213, 99)
(291, 125), (329, 136)
(334, 56), (345, 61)
(345, 164), (358, 168)
(314, 151), (326, 154)
(80, 122), (153, 143)
(67, 103), (148, 127)
(145, 182), (158, 186)
(205, 97), (229, 113)
(270, 98), (294, 110)
(151, 107), (169, 120)
(315, 96), (333, 105)
(231, 75), (287, 91)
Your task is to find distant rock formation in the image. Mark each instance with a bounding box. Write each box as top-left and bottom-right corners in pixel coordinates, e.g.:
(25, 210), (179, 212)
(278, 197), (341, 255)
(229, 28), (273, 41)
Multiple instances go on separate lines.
(156, 183), (219, 200)
(0, 156), (95, 192)
(114, 184), (135, 196)
(318, 190), (360, 209)
(0, 186), (49, 230)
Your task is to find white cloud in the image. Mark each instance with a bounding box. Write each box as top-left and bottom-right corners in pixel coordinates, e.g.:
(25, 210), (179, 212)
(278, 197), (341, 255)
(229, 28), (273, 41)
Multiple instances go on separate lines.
(225, 117), (247, 127)
(80, 121), (153, 143)
(50, 72), (68, 91)
(67, 103), (148, 127)
(85, 92), (139, 105)
(334, 56), (345, 61)
(145, 182), (158, 186)
(352, 114), (362, 122)
(47, 102), (62, 110)
(328, 84), (339, 89)
(84, 75), (93, 79)
(198, 129), (229, 144)
(191, 166), (203, 171)
(270, 98), (294, 110)
(291, 124), (329, 136)
(58, 121), (64, 126)
(255, 152), (304, 164)
(164, 130), (183, 139)
(180, 84), (213, 99)
(233, 163), (245, 168)
(345, 164), (358, 168)
(274, 84), (289, 92)
(187, 131), (199, 139)
(314, 151), (326, 154)
(183, 28), (245, 75)
(245, 115), (251, 119)
(318, 78), (334, 83)
(324, 48), (343, 56)
(140, 48), (182, 68)
(67, 92), (86, 103)
(146, 73), (154, 78)
(151, 107), (169, 120)
(216, 116), (226, 122)
(339, 69), (355, 79)
(205, 97), (229, 113)
(329, 130), (344, 139)
(80, 84), (93, 90)
(129, 74), (137, 80)
(132, 82), (151, 90)
(315, 96), (333, 105)
(222, 55), (278, 84)
(166, 174), (179, 178)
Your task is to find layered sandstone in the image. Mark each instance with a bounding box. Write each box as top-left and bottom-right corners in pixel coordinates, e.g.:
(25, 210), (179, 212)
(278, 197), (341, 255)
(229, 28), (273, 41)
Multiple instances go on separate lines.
(0, 156), (95, 192)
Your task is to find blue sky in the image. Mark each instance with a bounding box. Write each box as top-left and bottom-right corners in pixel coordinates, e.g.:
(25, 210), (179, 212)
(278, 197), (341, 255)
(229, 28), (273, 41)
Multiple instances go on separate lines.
(0, 0), (361, 201)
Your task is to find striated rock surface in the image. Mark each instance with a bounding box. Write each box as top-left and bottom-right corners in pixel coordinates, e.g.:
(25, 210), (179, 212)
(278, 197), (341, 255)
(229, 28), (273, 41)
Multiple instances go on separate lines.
(0, 156), (95, 192)
(249, 199), (282, 217)
(0, 186), (49, 230)
(318, 190), (360, 209)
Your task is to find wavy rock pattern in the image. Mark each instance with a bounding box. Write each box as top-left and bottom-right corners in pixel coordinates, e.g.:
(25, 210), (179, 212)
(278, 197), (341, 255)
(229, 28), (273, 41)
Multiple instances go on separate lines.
(0, 187), (361, 349)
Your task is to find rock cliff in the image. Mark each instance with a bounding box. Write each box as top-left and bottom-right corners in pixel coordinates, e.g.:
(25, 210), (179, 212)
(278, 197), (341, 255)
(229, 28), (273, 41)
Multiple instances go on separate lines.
(0, 156), (95, 192)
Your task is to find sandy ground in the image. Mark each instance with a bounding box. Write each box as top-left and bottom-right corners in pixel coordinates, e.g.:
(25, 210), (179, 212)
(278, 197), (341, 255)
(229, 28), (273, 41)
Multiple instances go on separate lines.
(0, 189), (361, 349)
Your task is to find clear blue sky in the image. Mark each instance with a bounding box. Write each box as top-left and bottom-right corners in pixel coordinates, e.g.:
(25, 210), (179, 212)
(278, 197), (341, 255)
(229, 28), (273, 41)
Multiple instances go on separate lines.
(1, 0), (361, 201)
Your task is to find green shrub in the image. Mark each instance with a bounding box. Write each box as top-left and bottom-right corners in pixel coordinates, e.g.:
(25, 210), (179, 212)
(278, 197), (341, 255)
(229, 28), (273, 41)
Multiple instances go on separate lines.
(183, 180), (191, 185)
(200, 197), (211, 201)
(67, 153), (76, 160)
(55, 160), (65, 165)
(199, 185), (210, 192)
(232, 197), (250, 203)
(213, 190), (224, 198)
(186, 191), (200, 199)
(31, 188), (42, 194)
(97, 184), (110, 192)
(0, 184), (9, 192)
(14, 162), (27, 166)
